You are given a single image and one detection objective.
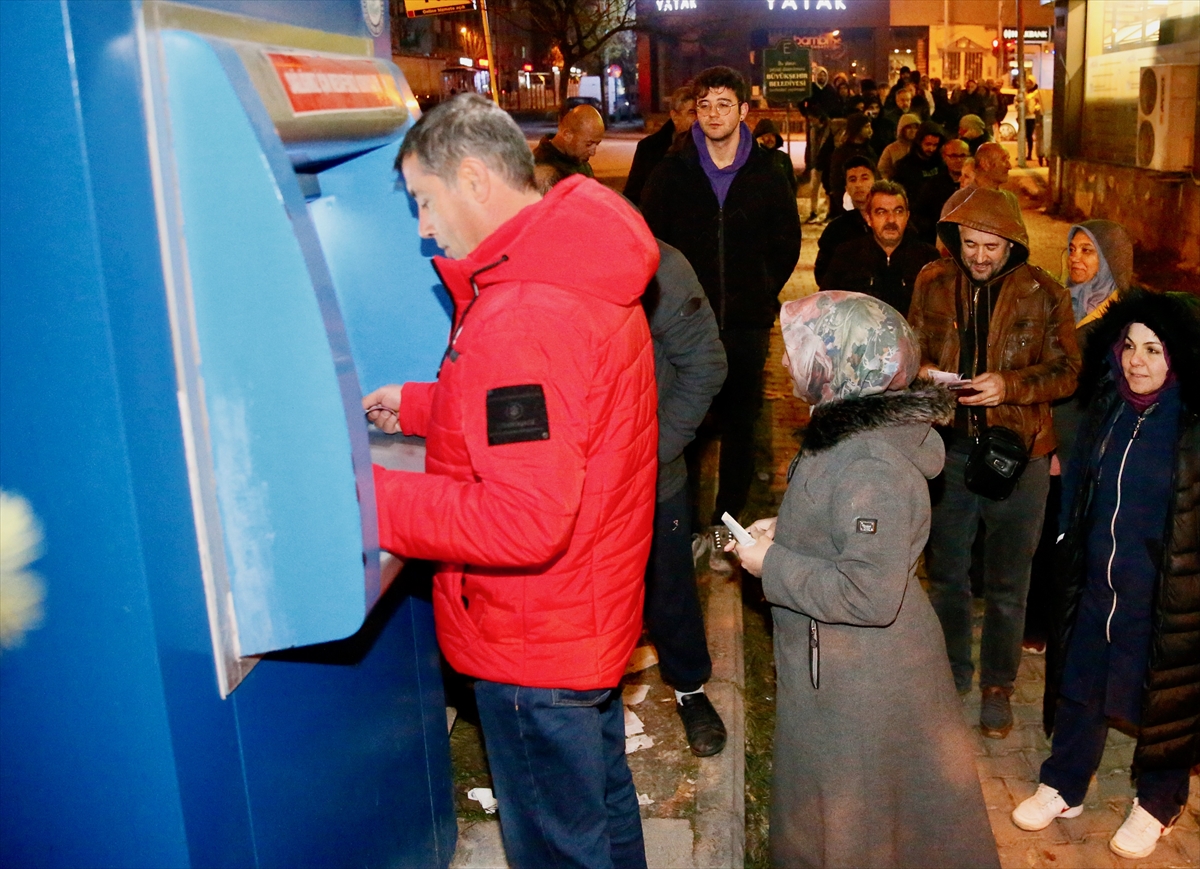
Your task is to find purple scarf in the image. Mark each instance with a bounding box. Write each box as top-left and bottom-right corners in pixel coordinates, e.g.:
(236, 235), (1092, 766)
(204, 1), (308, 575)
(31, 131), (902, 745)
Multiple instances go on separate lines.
(1111, 326), (1175, 413)
(693, 121), (753, 207)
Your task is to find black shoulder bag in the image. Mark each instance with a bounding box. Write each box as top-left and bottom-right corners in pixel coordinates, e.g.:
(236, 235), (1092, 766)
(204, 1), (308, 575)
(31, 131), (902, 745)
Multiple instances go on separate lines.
(957, 279), (1028, 500)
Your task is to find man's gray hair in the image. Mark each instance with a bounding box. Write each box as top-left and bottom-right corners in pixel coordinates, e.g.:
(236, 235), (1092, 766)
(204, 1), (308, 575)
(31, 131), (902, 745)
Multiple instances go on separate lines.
(668, 85), (694, 112)
(396, 93), (535, 191)
(869, 179), (908, 208)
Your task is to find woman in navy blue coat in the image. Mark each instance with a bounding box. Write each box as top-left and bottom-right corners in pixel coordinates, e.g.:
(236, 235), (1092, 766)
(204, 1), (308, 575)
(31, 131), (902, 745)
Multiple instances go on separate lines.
(1011, 289), (1200, 861)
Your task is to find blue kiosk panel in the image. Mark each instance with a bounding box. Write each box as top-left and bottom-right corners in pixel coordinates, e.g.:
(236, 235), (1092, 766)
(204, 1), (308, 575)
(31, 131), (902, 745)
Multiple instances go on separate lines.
(0, 1), (456, 866)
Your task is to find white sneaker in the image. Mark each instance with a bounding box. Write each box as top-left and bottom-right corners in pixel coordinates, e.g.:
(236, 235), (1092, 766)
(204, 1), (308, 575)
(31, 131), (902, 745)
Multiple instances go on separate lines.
(1109, 800), (1171, 860)
(1011, 783), (1084, 831)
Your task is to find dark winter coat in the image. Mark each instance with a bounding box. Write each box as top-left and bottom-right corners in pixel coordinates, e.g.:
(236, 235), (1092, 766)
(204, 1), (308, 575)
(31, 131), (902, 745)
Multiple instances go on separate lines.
(813, 208), (870, 285)
(641, 131), (801, 331)
(908, 186), (1081, 457)
(624, 120), (680, 207)
(892, 122), (945, 205)
(753, 118), (798, 195)
(765, 384), (999, 869)
(818, 229), (941, 317)
(911, 165), (960, 245)
(532, 135), (593, 184)
(828, 140), (877, 204)
(1045, 289), (1200, 775)
(645, 242), (727, 501)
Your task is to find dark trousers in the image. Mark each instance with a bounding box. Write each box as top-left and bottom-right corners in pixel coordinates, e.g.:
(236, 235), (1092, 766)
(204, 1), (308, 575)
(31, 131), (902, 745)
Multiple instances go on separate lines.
(645, 487), (712, 692)
(1024, 475), (1061, 643)
(474, 681), (647, 869)
(691, 327), (770, 527)
(1041, 645), (1192, 826)
(927, 447), (1050, 692)
(1024, 118), (1037, 160)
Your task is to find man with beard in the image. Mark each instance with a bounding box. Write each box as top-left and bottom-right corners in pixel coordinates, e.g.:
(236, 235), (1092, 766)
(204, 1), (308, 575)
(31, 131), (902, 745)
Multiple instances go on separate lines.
(893, 120), (945, 207)
(908, 186), (1079, 742)
(912, 138), (970, 243)
(817, 179), (939, 316)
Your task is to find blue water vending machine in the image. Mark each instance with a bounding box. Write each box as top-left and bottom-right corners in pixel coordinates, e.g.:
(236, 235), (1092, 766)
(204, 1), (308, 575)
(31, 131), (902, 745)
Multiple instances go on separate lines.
(0, 1), (457, 866)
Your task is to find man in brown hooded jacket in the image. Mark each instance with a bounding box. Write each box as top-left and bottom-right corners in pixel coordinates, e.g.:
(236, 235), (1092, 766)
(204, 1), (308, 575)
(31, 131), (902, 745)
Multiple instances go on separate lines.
(908, 187), (1080, 740)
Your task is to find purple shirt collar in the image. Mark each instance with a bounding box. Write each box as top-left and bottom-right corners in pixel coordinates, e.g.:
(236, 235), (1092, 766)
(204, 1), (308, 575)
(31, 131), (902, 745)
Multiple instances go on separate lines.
(693, 121), (753, 207)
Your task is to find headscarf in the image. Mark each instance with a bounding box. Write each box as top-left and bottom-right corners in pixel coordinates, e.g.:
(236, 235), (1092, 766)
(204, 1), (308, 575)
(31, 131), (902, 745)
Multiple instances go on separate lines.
(1066, 221), (1133, 324)
(779, 292), (920, 406)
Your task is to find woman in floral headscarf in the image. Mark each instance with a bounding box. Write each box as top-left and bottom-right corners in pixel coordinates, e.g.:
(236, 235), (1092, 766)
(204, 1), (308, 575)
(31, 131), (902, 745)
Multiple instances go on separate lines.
(728, 293), (999, 868)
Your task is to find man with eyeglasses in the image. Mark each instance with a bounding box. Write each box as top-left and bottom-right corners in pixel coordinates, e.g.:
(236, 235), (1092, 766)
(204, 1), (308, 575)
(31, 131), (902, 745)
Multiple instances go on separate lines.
(641, 63), (801, 620)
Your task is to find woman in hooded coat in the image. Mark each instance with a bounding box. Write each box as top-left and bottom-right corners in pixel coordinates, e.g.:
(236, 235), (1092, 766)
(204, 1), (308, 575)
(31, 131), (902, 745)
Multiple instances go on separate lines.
(727, 292), (1000, 869)
(1012, 289), (1200, 861)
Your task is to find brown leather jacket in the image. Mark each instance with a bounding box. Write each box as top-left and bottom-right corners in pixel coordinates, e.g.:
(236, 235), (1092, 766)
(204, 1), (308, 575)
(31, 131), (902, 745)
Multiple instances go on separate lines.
(908, 187), (1080, 457)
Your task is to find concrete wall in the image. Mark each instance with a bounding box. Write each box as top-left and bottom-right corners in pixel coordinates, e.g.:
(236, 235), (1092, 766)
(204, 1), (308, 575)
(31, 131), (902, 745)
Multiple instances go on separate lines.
(1059, 158), (1200, 288)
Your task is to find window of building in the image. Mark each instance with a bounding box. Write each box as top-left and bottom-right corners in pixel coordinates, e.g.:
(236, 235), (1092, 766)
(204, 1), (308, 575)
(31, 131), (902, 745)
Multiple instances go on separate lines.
(964, 52), (983, 82)
(945, 51), (960, 82)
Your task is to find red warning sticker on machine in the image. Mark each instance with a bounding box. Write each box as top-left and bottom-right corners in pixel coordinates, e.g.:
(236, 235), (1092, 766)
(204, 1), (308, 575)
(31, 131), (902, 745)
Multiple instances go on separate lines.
(268, 53), (403, 114)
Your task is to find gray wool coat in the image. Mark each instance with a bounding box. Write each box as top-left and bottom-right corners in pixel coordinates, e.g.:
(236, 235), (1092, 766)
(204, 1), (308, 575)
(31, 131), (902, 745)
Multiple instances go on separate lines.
(762, 386), (999, 869)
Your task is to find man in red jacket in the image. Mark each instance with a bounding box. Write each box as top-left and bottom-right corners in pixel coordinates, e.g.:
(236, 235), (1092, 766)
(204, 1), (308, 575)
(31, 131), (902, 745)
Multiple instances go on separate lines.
(364, 94), (659, 869)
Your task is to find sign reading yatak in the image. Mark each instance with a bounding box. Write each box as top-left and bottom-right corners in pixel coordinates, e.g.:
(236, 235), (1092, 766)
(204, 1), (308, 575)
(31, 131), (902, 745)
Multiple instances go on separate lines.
(766, 0), (849, 9)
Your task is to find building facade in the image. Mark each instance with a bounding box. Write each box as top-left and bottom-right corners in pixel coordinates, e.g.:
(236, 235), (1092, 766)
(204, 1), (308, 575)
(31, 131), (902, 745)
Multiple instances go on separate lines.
(1051, 0), (1199, 282)
(636, 0), (1053, 110)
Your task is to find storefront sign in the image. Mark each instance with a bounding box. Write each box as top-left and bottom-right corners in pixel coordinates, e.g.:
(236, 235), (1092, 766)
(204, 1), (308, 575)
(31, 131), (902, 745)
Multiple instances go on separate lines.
(655, 0), (698, 9)
(268, 54), (404, 115)
(403, 0), (476, 17)
(766, 0), (849, 9)
(793, 33), (842, 48)
(1003, 27), (1052, 41)
(763, 40), (811, 104)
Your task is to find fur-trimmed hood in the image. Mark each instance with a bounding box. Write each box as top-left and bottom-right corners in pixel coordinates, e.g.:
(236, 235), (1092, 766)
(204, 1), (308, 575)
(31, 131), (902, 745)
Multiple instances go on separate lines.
(802, 382), (957, 475)
(1077, 288), (1200, 414)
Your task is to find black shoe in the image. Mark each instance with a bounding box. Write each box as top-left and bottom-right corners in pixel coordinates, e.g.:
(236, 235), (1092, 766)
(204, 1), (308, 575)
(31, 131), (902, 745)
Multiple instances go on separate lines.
(980, 685), (1014, 739)
(676, 692), (727, 757)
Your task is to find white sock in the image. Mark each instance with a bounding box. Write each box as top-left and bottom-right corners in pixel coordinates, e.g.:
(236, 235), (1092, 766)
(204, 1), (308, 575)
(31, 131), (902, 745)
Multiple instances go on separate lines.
(675, 687), (705, 702)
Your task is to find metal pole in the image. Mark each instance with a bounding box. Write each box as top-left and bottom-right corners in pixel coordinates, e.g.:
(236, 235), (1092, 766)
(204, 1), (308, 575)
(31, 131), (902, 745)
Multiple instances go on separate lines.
(943, 0), (950, 83)
(479, 0), (501, 104)
(1016, 0), (1026, 167)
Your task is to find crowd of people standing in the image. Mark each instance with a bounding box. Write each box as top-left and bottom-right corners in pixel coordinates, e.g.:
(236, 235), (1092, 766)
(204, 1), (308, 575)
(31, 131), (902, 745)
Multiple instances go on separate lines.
(363, 62), (1194, 869)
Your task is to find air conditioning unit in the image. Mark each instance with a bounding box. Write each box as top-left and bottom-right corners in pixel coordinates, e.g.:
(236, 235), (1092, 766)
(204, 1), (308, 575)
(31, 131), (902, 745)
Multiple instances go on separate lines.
(1136, 64), (1197, 171)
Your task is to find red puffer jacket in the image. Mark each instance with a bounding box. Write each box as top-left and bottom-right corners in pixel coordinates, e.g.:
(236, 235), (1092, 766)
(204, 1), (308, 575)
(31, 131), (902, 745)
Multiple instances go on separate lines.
(373, 175), (660, 690)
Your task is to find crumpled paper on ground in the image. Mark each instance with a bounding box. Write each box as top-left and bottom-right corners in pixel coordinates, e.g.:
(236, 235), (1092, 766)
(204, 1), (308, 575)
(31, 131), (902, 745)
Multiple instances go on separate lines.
(467, 787), (497, 814)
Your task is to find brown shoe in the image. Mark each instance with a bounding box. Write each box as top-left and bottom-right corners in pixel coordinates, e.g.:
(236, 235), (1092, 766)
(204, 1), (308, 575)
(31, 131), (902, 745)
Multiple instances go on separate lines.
(980, 685), (1014, 739)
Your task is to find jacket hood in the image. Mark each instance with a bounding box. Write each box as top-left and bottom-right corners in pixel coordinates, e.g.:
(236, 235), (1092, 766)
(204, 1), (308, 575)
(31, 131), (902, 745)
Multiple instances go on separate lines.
(434, 174), (659, 307)
(895, 112), (921, 140)
(801, 381), (956, 477)
(937, 186), (1029, 280)
(1077, 288), (1200, 414)
(1068, 219), (1134, 290)
(753, 118), (784, 148)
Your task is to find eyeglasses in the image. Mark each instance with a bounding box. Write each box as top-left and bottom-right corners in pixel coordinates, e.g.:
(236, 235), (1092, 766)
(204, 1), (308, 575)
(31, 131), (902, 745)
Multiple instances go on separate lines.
(695, 100), (738, 117)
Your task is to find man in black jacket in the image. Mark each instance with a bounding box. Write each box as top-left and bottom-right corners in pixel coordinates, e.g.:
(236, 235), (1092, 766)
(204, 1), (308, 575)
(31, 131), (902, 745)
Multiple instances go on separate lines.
(893, 120), (945, 208)
(818, 179), (940, 316)
(813, 154), (876, 284)
(641, 65), (801, 531)
(912, 138), (970, 243)
(624, 86), (696, 206)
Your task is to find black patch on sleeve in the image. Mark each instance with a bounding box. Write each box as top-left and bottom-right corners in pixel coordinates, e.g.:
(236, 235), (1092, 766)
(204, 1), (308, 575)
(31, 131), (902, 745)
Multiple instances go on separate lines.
(486, 385), (550, 446)
(855, 518), (878, 534)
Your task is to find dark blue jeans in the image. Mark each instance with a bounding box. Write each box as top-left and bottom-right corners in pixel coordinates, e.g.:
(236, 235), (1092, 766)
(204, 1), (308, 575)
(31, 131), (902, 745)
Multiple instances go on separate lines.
(645, 487), (712, 692)
(474, 681), (646, 869)
(927, 446), (1050, 692)
(708, 327), (771, 526)
(1041, 641), (1191, 826)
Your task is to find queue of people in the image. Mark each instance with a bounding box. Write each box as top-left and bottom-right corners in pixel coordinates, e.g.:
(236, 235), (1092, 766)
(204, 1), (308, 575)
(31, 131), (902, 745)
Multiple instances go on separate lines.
(364, 71), (1195, 869)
